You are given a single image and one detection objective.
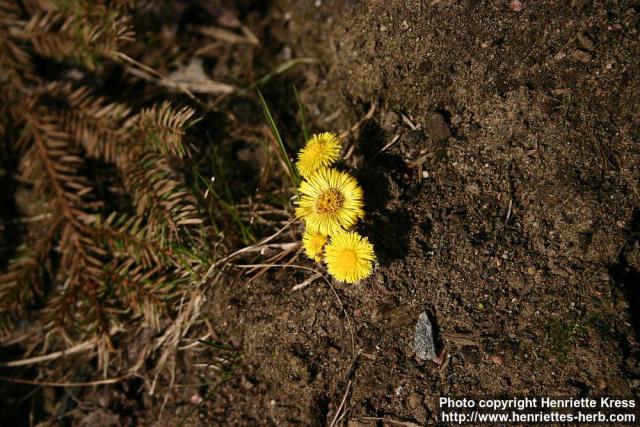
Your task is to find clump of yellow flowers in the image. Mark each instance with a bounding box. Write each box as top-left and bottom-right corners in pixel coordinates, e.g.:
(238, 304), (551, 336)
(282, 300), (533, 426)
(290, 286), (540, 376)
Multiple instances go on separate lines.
(295, 132), (375, 283)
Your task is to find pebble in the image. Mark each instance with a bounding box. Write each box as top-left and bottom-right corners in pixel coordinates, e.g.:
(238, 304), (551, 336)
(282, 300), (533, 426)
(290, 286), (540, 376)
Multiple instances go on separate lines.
(400, 129), (428, 161)
(481, 266), (497, 279)
(409, 393), (428, 423)
(381, 110), (400, 130)
(425, 112), (451, 143)
(414, 312), (437, 361)
(240, 376), (255, 390)
(285, 352), (310, 381)
(577, 32), (594, 51)
(571, 49), (592, 63)
(510, 0), (525, 12)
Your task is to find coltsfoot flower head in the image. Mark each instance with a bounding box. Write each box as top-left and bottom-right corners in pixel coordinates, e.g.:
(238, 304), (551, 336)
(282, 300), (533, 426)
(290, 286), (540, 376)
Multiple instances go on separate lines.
(296, 132), (341, 178)
(325, 231), (375, 283)
(295, 168), (364, 235)
(302, 229), (327, 262)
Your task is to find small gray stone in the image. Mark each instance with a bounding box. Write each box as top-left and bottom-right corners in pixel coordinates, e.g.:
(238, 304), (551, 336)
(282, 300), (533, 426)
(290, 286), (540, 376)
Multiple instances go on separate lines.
(414, 312), (437, 361)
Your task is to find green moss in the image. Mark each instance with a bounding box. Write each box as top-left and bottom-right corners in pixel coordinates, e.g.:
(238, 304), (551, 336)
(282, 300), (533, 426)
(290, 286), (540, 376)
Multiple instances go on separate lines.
(546, 317), (577, 362)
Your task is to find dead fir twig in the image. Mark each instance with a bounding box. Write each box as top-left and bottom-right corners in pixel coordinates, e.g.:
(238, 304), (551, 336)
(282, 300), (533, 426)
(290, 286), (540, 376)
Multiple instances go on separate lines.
(329, 379), (352, 427)
(0, 339), (97, 367)
(116, 52), (235, 102)
(442, 332), (480, 347)
(342, 103), (377, 160)
(0, 374), (132, 388)
(198, 219), (296, 284)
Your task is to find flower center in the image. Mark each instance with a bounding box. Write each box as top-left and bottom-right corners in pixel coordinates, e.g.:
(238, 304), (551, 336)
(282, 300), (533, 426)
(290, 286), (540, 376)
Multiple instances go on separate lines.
(340, 249), (358, 268)
(316, 189), (345, 215)
(309, 143), (323, 155)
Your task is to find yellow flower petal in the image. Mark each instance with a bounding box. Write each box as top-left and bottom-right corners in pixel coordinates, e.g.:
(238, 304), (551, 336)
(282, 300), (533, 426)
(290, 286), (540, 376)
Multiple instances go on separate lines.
(325, 231), (375, 283)
(302, 229), (327, 262)
(295, 168), (364, 235)
(296, 132), (341, 178)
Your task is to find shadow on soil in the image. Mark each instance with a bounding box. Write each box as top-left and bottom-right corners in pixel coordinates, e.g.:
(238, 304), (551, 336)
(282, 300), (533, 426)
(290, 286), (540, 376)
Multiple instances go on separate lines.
(608, 210), (640, 344)
(353, 119), (411, 267)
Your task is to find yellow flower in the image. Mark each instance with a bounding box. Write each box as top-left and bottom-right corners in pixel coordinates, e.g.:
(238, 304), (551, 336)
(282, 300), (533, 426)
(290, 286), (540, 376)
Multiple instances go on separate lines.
(325, 231), (375, 283)
(302, 229), (327, 262)
(295, 168), (364, 235)
(296, 132), (341, 178)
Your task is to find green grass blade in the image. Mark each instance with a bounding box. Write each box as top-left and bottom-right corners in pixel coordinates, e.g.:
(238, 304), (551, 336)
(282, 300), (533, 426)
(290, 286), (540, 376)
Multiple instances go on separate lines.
(293, 84), (310, 142)
(256, 88), (300, 188)
(253, 58), (318, 89)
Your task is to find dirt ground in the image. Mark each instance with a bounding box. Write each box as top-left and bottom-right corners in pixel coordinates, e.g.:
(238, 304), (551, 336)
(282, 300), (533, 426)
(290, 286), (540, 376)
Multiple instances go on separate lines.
(143, 1), (640, 425)
(4, 0), (640, 425)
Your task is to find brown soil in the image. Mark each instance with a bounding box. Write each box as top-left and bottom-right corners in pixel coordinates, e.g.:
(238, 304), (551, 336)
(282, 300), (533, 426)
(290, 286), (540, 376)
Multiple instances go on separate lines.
(149, 1), (640, 425)
(7, 1), (640, 426)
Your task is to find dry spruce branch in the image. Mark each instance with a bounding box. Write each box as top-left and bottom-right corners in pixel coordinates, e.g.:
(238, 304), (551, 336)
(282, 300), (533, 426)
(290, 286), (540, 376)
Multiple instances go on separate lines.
(0, 0), (207, 356)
